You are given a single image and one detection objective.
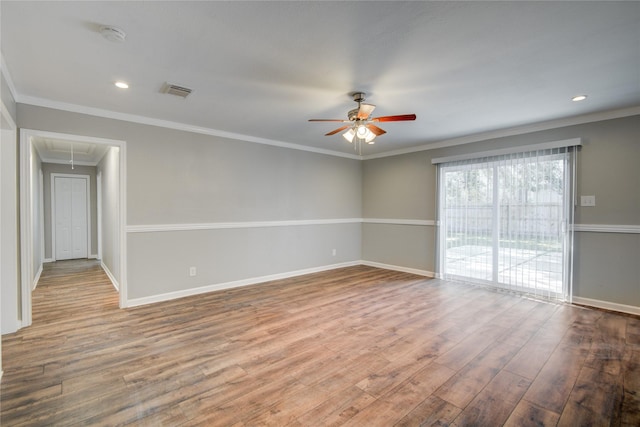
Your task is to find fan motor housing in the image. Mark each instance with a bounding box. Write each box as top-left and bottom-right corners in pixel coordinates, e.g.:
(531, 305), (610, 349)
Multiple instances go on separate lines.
(347, 108), (360, 121)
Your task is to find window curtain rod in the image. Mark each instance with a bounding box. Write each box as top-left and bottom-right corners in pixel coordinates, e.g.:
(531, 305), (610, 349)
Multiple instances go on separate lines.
(431, 138), (581, 165)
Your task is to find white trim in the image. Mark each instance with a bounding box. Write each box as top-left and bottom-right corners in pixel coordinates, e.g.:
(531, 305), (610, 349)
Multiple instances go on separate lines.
(16, 94), (640, 163)
(572, 296), (640, 316)
(573, 224), (640, 234)
(39, 170), (45, 267)
(118, 144), (128, 309)
(89, 254), (98, 259)
(50, 173), (91, 261)
(125, 218), (438, 233)
(360, 261), (434, 278)
(18, 95), (361, 160)
(364, 106), (640, 160)
(431, 138), (582, 164)
(19, 130), (34, 327)
(26, 129), (121, 148)
(362, 218), (435, 226)
(32, 264), (43, 291)
(126, 261), (360, 307)
(126, 218), (362, 233)
(96, 171), (102, 261)
(43, 258), (54, 263)
(101, 261), (120, 292)
(39, 158), (99, 167)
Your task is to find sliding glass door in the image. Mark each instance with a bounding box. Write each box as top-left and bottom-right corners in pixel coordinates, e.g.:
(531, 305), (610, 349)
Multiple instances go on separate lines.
(438, 147), (574, 301)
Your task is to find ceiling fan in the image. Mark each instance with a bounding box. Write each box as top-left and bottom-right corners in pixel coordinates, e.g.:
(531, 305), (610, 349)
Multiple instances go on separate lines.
(308, 92), (416, 150)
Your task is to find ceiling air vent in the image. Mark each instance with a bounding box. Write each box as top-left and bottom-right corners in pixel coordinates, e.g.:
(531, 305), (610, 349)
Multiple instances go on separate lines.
(161, 83), (193, 98)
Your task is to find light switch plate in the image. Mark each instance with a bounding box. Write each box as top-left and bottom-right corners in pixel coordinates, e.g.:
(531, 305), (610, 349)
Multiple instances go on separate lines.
(580, 195), (596, 207)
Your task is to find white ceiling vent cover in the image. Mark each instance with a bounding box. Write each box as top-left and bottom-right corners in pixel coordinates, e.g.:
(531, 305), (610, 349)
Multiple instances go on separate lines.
(161, 83), (193, 98)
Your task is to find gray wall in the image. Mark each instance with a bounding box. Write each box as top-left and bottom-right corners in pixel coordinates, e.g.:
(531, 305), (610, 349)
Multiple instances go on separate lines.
(362, 152), (437, 273)
(14, 102), (639, 310)
(362, 115), (640, 308)
(16, 104), (363, 302)
(41, 163), (98, 259)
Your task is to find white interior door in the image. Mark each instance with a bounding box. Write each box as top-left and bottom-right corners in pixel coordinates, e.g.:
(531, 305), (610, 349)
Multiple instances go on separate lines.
(54, 176), (88, 260)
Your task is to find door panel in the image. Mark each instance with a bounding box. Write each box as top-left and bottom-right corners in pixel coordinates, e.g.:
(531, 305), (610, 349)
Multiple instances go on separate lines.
(54, 177), (88, 260)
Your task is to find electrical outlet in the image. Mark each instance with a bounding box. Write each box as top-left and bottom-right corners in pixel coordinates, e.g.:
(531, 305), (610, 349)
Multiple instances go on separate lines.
(332, 248), (337, 256)
(189, 266), (197, 277)
(580, 195), (596, 207)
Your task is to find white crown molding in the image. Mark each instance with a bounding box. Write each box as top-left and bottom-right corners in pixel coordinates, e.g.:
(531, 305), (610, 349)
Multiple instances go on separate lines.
(126, 218), (363, 233)
(362, 218), (436, 226)
(573, 224), (640, 234)
(363, 106), (640, 160)
(572, 296), (640, 316)
(11, 78), (638, 162)
(16, 95), (362, 160)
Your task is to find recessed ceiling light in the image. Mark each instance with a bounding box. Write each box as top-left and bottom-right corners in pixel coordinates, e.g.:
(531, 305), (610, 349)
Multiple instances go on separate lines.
(572, 95), (587, 102)
(115, 81), (129, 89)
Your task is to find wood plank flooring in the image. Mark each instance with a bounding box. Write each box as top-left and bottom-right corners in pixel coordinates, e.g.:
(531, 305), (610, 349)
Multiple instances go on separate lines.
(1, 260), (639, 426)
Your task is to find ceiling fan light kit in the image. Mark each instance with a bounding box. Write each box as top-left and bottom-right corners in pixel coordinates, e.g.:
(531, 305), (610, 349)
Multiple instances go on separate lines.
(309, 92), (416, 154)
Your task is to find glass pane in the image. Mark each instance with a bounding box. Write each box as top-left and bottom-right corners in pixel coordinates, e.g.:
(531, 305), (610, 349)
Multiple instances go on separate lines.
(497, 156), (565, 295)
(443, 165), (494, 281)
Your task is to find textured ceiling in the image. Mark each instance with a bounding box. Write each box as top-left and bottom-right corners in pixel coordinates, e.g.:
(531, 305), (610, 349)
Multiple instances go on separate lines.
(2, 1), (639, 157)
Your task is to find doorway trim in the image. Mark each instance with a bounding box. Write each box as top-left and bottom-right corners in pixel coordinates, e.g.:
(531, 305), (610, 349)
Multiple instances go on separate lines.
(50, 174), (91, 262)
(20, 129), (127, 328)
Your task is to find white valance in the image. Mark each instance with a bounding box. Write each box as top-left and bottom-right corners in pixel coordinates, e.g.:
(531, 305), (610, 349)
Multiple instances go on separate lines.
(431, 138), (581, 164)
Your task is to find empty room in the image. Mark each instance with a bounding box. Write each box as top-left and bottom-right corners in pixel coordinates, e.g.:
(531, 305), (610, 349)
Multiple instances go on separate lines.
(1, 1), (639, 426)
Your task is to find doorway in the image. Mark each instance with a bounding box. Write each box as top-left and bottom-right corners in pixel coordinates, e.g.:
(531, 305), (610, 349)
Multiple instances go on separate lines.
(20, 129), (127, 328)
(51, 174), (90, 261)
(437, 145), (576, 301)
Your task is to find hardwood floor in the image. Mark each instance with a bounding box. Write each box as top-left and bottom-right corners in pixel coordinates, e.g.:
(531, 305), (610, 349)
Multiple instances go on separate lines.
(2, 260), (639, 426)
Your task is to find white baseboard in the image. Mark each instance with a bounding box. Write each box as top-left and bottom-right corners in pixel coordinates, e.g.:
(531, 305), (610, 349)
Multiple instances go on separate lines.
(101, 262), (120, 292)
(360, 260), (435, 278)
(572, 296), (640, 316)
(126, 261), (360, 308)
(43, 258), (54, 263)
(32, 264), (43, 291)
(89, 254), (98, 259)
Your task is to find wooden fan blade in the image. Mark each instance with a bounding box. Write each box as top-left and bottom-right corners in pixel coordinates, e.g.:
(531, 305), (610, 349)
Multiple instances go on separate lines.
(308, 119), (349, 122)
(325, 125), (350, 136)
(357, 103), (376, 119)
(367, 124), (387, 136)
(371, 114), (417, 122)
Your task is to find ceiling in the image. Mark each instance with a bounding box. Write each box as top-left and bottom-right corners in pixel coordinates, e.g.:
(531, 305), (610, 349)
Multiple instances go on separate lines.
(2, 1), (639, 158)
(32, 137), (110, 166)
